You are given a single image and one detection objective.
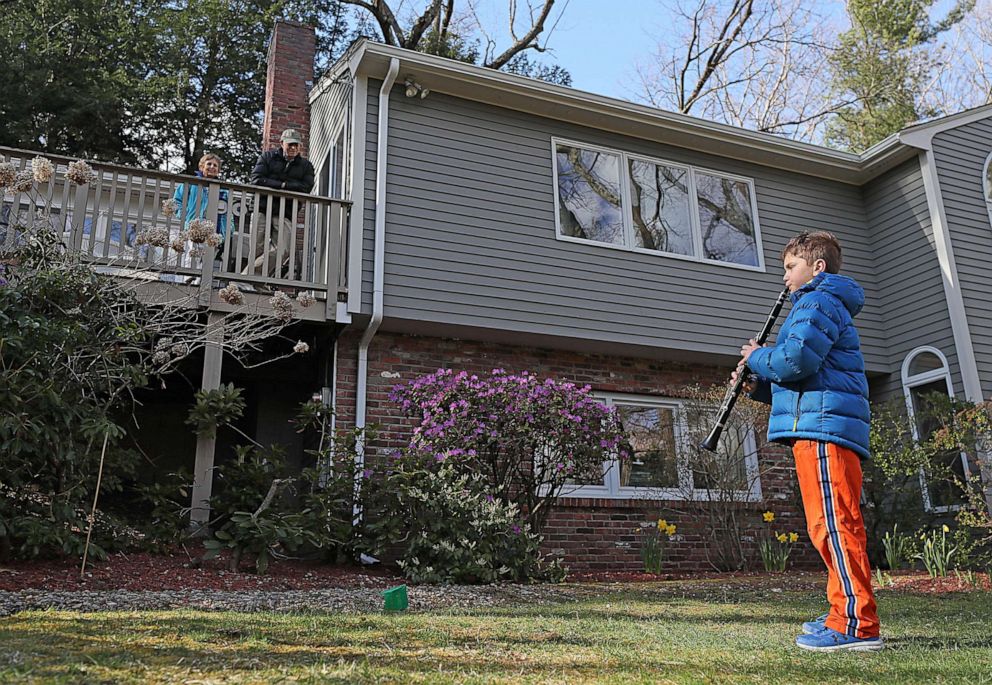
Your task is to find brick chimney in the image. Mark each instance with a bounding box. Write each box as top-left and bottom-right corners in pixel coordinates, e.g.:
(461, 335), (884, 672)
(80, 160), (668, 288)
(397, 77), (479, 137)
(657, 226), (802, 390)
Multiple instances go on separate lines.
(262, 20), (316, 153)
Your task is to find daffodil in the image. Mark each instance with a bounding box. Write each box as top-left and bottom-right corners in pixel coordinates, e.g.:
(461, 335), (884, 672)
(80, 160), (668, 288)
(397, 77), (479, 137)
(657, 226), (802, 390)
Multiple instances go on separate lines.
(776, 533), (788, 543)
(657, 519), (668, 531)
(763, 511), (775, 523)
(942, 524), (950, 533)
(666, 524), (677, 536)
(789, 532), (799, 543)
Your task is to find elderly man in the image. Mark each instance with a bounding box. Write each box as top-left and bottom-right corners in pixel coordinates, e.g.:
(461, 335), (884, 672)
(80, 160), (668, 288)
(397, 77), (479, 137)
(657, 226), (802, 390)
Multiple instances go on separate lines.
(246, 128), (315, 277)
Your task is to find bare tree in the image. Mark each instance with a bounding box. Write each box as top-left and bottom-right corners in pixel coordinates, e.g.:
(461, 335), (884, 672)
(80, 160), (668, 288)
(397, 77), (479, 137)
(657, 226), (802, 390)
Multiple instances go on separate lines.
(923, 0), (992, 116)
(342, 0), (562, 68)
(633, 0), (847, 143)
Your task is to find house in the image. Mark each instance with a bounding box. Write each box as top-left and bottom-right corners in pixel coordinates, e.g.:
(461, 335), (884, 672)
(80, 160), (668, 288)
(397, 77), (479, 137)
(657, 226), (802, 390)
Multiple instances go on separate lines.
(295, 20), (992, 569)
(5, 19), (990, 571)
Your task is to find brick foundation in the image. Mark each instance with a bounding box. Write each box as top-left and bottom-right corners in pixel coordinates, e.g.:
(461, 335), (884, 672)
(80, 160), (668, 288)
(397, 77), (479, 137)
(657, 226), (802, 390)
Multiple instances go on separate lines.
(332, 329), (819, 573)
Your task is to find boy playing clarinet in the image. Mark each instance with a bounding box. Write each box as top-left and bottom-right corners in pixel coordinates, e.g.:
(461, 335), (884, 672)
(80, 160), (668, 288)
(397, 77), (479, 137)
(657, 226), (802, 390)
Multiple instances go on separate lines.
(734, 231), (883, 652)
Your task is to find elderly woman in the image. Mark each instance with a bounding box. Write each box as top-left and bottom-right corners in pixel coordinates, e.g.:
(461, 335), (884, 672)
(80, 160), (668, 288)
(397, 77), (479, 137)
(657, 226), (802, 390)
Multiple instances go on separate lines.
(171, 153), (229, 269)
(174, 153), (229, 236)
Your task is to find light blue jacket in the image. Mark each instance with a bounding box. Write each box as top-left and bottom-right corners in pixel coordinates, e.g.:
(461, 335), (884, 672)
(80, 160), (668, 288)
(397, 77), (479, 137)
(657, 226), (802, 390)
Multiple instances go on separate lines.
(173, 171), (229, 237)
(747, 272), (871, 459)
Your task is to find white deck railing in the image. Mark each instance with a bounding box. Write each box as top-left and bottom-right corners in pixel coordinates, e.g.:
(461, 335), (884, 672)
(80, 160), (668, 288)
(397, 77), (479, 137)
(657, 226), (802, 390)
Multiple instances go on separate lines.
(1, 146), (350, 319)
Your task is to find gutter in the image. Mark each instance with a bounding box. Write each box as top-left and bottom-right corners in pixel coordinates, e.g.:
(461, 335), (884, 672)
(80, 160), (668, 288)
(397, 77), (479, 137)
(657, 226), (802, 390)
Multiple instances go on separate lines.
(353, 56), (400, 511)
(341, 41), (915, 183)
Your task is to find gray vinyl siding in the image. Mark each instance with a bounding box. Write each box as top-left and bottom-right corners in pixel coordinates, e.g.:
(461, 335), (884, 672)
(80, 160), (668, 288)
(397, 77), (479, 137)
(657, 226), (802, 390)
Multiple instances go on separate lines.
(363, 84), (888, 369)
(932, 119), (992, 399)
(863, 157), (962, 402)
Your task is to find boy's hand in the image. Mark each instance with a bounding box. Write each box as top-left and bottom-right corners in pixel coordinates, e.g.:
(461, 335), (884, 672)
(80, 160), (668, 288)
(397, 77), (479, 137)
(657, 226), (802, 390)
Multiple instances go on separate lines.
(731, 362), (756, 394)
(740, 338), (763, 363)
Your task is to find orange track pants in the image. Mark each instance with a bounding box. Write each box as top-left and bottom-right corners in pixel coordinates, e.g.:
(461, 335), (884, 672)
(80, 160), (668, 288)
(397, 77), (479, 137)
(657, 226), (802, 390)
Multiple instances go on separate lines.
(793, 439), (880, 639)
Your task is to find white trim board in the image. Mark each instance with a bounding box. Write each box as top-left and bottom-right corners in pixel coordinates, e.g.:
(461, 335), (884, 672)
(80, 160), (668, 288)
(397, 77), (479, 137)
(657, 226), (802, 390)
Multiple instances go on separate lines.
(916, 149), (984, 403)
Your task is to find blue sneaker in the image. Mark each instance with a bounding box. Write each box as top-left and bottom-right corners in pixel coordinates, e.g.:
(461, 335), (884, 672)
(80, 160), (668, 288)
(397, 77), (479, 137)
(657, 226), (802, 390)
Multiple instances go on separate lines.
(796, 627), (884, 652)
(802, 613), (828, 635)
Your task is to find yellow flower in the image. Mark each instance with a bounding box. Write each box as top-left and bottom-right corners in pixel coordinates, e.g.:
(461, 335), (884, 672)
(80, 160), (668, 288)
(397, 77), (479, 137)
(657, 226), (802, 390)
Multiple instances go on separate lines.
(666, 524), (677, 536)
(942, 524), (950, 533)
(789, 532), (799, 543)
(657, 519), (668, 531)
(763, 511), (775, 523)
(776, 533), (787, 543)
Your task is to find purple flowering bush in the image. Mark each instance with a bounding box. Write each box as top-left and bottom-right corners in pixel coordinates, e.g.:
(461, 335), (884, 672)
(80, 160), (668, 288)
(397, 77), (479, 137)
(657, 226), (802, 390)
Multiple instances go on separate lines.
(390, 368), (628, 534)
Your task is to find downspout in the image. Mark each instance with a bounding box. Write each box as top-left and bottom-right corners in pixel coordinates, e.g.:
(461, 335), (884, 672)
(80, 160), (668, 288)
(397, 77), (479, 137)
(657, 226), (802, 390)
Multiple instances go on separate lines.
(354, 57), (400, 513)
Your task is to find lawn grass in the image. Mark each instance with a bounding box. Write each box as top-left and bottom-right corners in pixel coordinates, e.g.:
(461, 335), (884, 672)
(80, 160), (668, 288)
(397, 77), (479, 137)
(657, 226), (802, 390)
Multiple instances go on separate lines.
(1, 583), (990, 684)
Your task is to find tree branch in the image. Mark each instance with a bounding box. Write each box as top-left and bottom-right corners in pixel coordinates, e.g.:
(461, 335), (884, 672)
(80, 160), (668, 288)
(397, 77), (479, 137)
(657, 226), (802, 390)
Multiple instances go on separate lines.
(340, 0), (405, 46)
(485, 0), (556, 69)
(406, 0), (444, 49)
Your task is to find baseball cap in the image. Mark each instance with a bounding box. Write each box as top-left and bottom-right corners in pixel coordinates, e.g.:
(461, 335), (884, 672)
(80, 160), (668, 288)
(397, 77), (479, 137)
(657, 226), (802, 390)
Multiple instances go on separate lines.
(281, 129), (302, 144)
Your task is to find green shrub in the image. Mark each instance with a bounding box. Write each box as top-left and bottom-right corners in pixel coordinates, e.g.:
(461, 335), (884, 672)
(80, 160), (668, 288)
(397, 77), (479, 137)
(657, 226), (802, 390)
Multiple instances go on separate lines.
(203, 478), (318, 573)
(394, 462), (563, 584)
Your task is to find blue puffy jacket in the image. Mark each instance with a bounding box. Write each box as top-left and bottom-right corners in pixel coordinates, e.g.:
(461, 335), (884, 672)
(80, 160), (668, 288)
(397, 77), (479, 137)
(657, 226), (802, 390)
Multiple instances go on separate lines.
(173, 171), (229, 237)
(746, 272), (870, 459)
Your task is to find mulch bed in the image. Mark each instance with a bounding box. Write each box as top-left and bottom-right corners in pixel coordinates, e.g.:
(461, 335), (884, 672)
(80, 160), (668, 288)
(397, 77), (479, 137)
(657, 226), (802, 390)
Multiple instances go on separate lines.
(0, 551), (402, 592)
(1, 552), (988, 594)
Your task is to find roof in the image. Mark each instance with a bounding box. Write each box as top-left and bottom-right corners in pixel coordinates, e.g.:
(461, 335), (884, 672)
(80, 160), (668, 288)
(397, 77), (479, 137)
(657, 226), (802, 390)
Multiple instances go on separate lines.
(315, 40), (991, 185)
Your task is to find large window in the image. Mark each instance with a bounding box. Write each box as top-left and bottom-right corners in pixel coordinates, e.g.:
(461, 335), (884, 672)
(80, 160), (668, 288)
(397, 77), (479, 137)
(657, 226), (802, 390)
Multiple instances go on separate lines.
(901, 347), (973, 512)
(552, 139), (764, 270)
(559, 394), (761, 501)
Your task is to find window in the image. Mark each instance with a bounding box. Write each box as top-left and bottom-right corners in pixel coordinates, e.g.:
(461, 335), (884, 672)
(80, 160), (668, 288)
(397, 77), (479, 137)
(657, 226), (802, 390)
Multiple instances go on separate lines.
(554, 143), (625, 246)
(559, 393), (761, 501)
(552, 138), (764, 270)
(901, 347), (972, 512)
(331, 125), (347, 199)
(319, 124), (348, 199)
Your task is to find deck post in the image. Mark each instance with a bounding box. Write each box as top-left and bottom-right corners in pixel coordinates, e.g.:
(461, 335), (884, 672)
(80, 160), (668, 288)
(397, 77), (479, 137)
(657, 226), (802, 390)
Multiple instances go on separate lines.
(189, 312), (225, 532)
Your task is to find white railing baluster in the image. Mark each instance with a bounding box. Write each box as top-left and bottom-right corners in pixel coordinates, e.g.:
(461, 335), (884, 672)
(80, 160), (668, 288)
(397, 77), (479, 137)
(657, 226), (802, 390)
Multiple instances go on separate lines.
(199, 183), (220, 305)
(104, 171), (122, 261)
(338, 204), (349, 293)
(302, 201), (314, 282)
(133, 172), (148, 251)
(148, 176), (163, 266)
(56, 161), (72, 236)
(325, 200), (342, 320)
(313, 201), (326, 288)
(287, 198), (299, 281)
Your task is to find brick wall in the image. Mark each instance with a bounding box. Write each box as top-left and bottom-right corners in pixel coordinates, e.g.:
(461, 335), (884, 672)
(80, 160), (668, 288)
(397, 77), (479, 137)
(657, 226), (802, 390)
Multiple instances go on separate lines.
(263, 20), (316, 153)
(333, 329), (818, 573)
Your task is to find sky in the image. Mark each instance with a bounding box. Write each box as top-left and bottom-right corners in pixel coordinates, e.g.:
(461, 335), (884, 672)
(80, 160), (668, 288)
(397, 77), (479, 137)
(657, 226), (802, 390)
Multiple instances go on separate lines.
(540, 0), (847, 101)
(538, 0), (657, 100)
(538, 0), (965, 101)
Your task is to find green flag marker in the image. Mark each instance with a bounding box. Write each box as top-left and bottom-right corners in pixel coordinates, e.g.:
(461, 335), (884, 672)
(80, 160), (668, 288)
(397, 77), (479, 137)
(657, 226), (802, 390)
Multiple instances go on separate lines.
(382, 584), (408, 612)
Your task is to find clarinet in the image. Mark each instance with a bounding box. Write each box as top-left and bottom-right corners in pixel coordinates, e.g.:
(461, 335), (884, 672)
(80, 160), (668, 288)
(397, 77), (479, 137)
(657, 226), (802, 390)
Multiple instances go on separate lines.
(699, 286), (790, 452)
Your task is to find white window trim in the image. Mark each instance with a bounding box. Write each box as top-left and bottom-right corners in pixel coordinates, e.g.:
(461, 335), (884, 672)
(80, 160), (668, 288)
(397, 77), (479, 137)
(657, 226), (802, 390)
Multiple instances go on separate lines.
(556, 392), (762, 502)
(982, 150), (992, 235)
(550, 137), (766, 273)
(900, 346), (971, 513)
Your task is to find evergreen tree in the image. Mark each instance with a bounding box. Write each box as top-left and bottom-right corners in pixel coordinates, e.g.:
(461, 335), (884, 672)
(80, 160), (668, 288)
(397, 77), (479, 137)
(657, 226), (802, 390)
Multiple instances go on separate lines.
(0, 0), (153, 162)
(827, 0), (974, 151)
